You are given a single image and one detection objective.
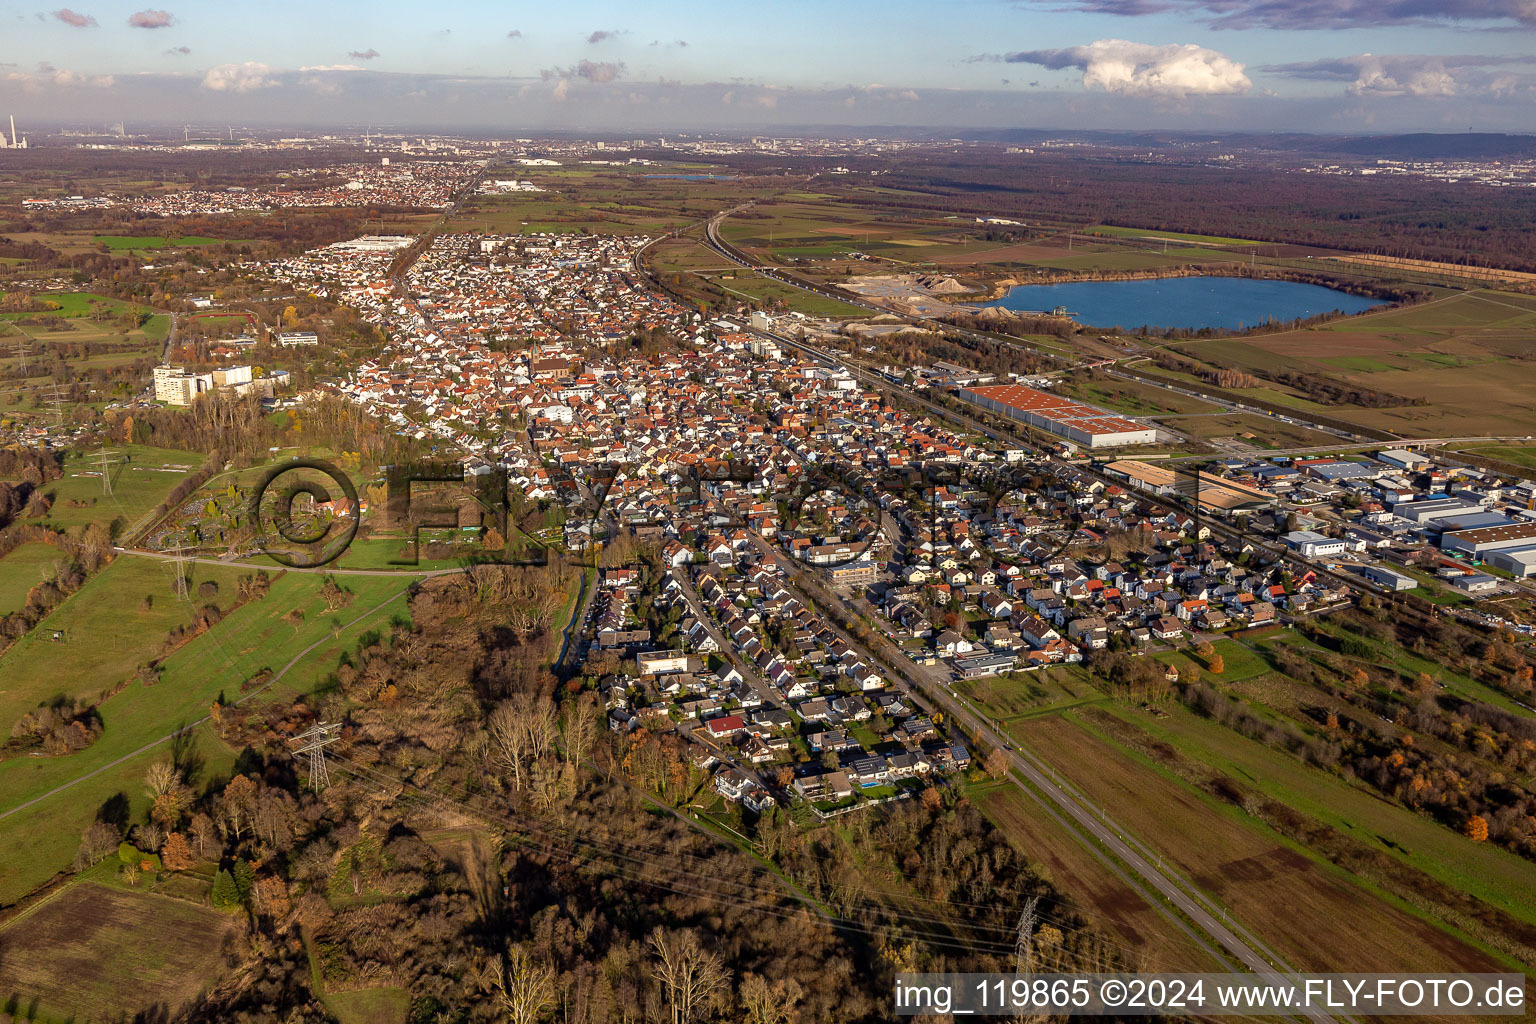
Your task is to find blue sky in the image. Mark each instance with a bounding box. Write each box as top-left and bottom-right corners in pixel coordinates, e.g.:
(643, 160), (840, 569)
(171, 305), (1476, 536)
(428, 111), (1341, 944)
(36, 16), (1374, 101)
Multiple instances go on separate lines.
(4, 1), (1534, 131)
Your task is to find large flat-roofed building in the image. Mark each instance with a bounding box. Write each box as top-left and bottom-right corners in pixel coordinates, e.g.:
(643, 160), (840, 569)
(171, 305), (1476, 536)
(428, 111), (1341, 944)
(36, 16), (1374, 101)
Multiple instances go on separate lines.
(1362, 564), (1418, 591)
(1485, 546), (1536, 578)
(1103, 460), (1275, 512)
(153, 364), (269, 406)
(1441, 521), (1536, 557)
(957, 384), (1156, 448)
(1283, 529), (1347, 559)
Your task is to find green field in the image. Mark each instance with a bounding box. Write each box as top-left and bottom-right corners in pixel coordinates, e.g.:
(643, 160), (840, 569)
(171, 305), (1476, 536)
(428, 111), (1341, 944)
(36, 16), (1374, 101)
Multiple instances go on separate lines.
(0, 568), (418, 902)
(955, 664), (1105, 721)
(1154, 638), (1270, 682)
(0, 556), (256, 727)
(1094, 701), (1536, 932)
(0, 291), (142, 320)
(40, 445), (201, 534)
(323, 987), (411, 1024)
(0, 543), (64, 615)
(701, 270), (868, 317)
(91, 234), (229, 251)
(1165, 289), (1536, 436)
(1088, 225), (1261, 246)
(1452, 444), (1536, 471)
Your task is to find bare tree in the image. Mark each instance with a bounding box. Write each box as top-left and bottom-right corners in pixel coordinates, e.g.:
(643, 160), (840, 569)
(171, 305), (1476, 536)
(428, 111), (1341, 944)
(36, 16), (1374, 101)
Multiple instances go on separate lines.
(488, 692), (559, 791)
(478, 945), (555, 1024)
(739, 973), (802, 1024)
(650, 929), (729, 1024)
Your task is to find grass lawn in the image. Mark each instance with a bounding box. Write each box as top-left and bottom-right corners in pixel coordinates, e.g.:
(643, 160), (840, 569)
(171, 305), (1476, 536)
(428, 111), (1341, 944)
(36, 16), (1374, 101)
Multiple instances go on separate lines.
(0, 543), (65, 615)
(91, 235), (234, 251)
(700, 271), (868, 317)
(40, 445), (201, 533)
(0, 878), (236, 1021)
(1453, 444), (1536, 472)
(1155, 638), (1269, 683)
(0, 291), (141, 320)
(0, 555), (254, 728)
(1087, 225), (1261, 247)
(956, 664), (1105, 720)
(0, 570), (418, 903)
(323, 987), (411, 1024)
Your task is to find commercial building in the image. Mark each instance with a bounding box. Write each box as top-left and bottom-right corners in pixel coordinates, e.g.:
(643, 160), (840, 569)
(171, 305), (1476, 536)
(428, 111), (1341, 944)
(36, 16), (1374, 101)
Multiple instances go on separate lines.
(1441, 522), (1536, 558)
(1449, 572), (1499, 593)
(1283, 530), (1347, 559)
(957, 384), (1156, 448)
(1361, 564), (1418, 591)
(1103, 460), (1274, 512)
(1485, 547), (1536, 578)
(1376, 449), (1431, 472)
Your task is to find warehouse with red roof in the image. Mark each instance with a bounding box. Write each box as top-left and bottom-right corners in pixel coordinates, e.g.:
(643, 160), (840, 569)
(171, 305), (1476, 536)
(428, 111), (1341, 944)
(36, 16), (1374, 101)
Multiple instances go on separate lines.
(957, 384), (1158, 448)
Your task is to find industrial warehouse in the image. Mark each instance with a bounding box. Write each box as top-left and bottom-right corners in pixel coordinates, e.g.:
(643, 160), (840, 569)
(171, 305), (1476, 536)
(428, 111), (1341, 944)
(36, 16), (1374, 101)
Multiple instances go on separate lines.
(956, 383), (1158, 448)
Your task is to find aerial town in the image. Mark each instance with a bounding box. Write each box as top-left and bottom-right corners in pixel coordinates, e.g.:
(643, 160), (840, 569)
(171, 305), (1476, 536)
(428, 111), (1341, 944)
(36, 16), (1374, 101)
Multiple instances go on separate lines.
(1, 3), (1535, 1021)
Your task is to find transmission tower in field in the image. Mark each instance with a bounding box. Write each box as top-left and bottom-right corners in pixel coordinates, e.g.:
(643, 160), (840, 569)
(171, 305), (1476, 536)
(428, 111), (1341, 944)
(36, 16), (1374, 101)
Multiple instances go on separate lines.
(89, 447), (119, 496)
(291, 723), (340, 792)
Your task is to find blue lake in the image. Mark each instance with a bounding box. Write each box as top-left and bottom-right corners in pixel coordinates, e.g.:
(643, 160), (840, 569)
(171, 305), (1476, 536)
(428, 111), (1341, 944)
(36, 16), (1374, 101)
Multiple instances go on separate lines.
(978, 276), (1388, 331)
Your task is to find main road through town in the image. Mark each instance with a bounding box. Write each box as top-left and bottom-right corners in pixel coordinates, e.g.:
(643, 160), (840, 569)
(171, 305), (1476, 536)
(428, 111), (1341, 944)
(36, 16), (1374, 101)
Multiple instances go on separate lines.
(677, 212), (1343, 1019)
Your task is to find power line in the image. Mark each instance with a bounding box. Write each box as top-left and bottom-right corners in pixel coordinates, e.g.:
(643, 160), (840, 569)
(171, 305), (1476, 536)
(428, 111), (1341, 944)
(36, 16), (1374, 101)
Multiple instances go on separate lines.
(89, 447), (119, 496)
(291, 722), (340, 792)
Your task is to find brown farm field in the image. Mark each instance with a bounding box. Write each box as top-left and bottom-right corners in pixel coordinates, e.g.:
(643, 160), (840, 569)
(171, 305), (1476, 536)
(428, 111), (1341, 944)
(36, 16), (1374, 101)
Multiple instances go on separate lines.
(0, 880), (234, 1021)
(1011, 713), (1508, 980)
(1167, 289), (1536, 436)
(970, 782), (1223, 973)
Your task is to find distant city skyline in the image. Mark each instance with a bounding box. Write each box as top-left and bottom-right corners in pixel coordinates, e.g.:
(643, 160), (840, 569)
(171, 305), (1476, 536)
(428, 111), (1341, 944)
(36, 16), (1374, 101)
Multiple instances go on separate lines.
(3, 1), (1534, 132)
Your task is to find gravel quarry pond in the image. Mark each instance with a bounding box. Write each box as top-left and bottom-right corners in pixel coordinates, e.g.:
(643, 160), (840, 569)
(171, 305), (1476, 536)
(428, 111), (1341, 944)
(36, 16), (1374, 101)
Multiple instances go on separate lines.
(979, 276), (1388, 331)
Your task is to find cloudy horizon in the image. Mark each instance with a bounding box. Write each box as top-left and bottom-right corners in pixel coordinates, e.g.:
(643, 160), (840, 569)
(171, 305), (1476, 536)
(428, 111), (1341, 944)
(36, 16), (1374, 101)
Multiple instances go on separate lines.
(3, 0), (1534, 133)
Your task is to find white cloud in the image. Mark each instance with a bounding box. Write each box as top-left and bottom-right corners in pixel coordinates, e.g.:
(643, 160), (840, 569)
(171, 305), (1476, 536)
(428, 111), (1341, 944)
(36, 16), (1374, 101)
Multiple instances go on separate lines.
(1005, 39), (1251, 97)
(202, 61), (275, 92)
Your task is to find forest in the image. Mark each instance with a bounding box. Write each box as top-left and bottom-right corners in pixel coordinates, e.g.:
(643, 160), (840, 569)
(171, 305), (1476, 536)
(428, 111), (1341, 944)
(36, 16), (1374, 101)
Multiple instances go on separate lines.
(848, 152), (1536, 272)
(21, 560), (1125, 1023)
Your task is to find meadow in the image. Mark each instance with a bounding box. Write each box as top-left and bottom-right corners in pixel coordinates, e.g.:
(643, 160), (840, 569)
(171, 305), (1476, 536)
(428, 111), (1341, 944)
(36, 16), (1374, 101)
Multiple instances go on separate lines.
(969, 779), (1223, 972)
(1165, 289), (1536, 437)
(39, 445), (201, 534)
(0, 542), (64, 615)
(91, 234), (243, 251)
(1013, 712), (1506, 976)
(0, 567), (418, 903)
